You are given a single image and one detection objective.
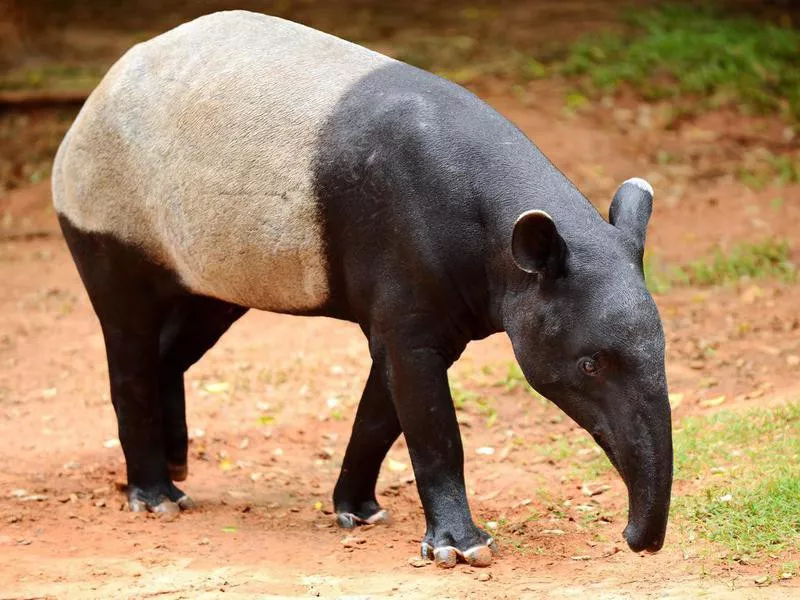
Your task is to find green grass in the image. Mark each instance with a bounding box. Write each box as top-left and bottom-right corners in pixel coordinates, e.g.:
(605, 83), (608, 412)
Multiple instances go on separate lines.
(645, 239), (796, 293)
(560, 4), (800, 122)
(0, 64), (105, 92)
(574, 401), (800, 557)
(450, 382), (499, 427)
(674, 403), (800, 557)
(737, 151), (800, 191)
(391, 34), (549, 86)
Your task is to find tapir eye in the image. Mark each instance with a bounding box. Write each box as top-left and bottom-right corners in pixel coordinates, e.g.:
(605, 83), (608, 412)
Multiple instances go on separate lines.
(578, 356), (599, 376)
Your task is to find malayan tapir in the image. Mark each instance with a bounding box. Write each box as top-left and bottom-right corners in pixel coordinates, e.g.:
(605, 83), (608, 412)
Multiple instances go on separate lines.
(52, 10), (673, 568)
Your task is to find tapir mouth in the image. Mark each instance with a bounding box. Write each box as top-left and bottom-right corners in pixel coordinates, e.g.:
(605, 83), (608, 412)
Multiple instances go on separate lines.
(624, 522), (666, 553)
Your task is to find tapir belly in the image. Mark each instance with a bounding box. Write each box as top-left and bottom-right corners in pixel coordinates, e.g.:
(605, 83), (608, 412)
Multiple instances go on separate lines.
(52, 11), (392, 312)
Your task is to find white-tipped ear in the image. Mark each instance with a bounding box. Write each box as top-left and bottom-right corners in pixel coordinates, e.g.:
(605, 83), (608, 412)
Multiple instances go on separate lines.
(511, 210), (566, 276)
(623, 177), (654, 197)
(609, 178), (654, 252)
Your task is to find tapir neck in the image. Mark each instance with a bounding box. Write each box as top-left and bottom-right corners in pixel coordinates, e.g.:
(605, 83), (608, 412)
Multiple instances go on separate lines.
(469, 136), (606, 328)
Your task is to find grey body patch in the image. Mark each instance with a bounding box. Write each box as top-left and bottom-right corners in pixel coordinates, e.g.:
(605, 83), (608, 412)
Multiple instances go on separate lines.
(52, 11), (392, 311)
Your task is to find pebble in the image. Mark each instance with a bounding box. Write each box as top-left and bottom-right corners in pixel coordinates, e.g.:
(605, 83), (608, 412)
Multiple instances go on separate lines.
(581, 483), (611, 497)
(477, 572), (492, 582)
(408, 556), (430, 568)
(341, 535), (366, 548)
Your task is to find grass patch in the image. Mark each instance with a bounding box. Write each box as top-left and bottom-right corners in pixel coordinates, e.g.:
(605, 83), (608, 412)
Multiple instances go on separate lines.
(575, 401), (800, 557)
(645, 239), (796, 292)
(674, 403), (800, 557)
(737, 150), (800, 191)
(0, 64), (105, 92)
(560, 4), (800, 122)
(450, 382), (499, 427)
(391, 34), (549, 86)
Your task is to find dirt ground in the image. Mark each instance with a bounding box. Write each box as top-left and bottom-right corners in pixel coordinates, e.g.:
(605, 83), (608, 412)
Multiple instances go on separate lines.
(1, 88), (798, 598)
(1, 3), (800, 597)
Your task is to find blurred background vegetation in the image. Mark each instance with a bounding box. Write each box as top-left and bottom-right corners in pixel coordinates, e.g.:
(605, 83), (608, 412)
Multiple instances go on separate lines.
(3, 1), (799, 117)
(1, 1), (798, 203)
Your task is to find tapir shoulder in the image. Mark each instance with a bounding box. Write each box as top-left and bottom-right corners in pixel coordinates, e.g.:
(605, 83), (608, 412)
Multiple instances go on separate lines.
(52, 11), (396, 312)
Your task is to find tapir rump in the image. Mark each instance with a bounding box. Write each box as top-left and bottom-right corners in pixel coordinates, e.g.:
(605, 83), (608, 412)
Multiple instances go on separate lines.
(53, 10), (673, 568)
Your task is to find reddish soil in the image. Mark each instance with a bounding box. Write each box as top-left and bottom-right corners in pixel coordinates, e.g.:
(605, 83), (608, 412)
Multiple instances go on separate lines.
(1, 93), (798, 598)
(1, 3), (799, 593)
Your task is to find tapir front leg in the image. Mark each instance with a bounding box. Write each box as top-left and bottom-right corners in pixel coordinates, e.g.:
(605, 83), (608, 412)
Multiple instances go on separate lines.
(380, 338), (496, 568)
(334, 363), (400, 527)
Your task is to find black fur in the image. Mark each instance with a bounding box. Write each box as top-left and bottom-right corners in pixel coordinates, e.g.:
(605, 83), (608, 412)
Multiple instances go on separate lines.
(58, 215), (246, 507)
(313, 63), (670, 555)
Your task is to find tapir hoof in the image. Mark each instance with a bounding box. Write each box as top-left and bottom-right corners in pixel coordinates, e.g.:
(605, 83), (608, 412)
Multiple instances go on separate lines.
(421, 538), (497, 568)
(127, 483), (194, 518)
(336, 509), (391, 529)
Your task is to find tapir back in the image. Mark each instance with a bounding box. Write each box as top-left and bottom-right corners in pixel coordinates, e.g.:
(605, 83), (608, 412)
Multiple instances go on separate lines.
(52, 11), (393, 312)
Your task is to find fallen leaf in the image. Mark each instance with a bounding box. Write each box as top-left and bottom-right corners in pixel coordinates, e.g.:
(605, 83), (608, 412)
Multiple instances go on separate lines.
(341, 535), (366, 548)
(740, 285), (763, 305)
(408, 557), (430, 568)
(581, 483), (611, 497)
(204, 381), (230, 394)
(668, 393), (685, 409)
(387, 458), (407, 472)
(700, 395), (726, 408)
(20, 494), (48, 502)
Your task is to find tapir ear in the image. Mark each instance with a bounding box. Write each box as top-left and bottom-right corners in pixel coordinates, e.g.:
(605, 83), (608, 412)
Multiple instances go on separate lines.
(511, 210), (567, 277)
(609, 177), (654, 253)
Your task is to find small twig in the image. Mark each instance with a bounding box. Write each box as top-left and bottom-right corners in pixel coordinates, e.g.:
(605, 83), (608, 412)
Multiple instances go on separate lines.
(0, 90), (89, 109)
(0, 229), (58, 241)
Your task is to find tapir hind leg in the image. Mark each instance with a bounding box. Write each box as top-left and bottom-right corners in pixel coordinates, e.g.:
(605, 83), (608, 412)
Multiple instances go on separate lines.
(333, 362), (401, 527)
(158, 296), (248, 481)
(59, 216), (190, 514)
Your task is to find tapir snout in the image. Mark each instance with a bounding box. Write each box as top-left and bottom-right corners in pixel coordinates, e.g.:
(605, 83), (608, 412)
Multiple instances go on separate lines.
(594, 394), (673, 553)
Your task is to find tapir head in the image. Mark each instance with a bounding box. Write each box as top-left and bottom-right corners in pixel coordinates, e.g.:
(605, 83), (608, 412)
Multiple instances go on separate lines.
(504, 178), (672, 553)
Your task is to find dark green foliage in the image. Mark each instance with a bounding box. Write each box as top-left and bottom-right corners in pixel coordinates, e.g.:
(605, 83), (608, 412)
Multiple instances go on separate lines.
(561, 4), (800, 121)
